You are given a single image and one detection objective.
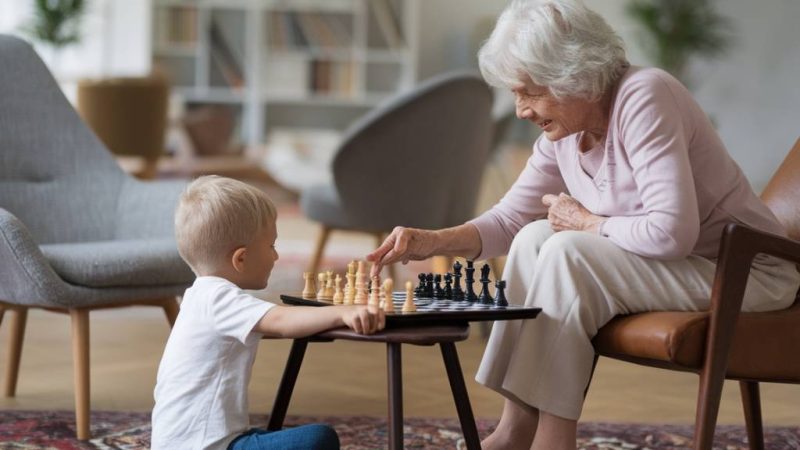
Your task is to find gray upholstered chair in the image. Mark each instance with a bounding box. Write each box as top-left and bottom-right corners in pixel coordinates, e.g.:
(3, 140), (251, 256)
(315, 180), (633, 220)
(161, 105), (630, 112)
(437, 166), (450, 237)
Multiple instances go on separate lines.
(301, 71), (494, 276)
(0, 35), (194, 439)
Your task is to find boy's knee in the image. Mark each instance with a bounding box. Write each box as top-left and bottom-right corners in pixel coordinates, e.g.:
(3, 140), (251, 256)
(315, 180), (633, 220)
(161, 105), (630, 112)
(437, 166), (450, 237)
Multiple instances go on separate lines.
(306, 424), (339, 450)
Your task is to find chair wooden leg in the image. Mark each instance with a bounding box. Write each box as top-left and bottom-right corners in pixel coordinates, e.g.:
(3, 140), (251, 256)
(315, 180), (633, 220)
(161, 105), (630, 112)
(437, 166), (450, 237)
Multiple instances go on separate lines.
(267, 339), (309, 431)
(440, 342), (481, 450)
(4, 307), (27, 397)
(740, 381), (765, 450)
(694, 368), (727, 449)
(162, 297), (180, 328)
(387, 342), (404, 450)
(71, 308), (91, 440)
(308, 226), (332, 275)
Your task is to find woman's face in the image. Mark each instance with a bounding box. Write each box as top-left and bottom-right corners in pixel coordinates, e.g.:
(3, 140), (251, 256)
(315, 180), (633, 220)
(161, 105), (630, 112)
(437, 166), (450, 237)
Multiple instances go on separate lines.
(512, 78), (598, 142)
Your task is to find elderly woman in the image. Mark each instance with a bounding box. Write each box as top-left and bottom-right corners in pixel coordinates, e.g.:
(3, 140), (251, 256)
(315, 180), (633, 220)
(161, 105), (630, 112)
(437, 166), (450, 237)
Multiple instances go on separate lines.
(367, 0), (800, 449)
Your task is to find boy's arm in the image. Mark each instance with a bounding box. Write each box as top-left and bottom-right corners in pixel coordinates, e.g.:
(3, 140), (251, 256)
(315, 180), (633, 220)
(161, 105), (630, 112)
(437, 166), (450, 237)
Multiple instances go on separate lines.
(254, 304), (385, 338)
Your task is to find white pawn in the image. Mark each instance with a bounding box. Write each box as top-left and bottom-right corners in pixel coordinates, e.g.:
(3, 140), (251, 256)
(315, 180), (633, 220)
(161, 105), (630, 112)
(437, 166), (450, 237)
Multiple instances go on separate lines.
(324, 270), (335, 299)
(369, 275), (381, 306)
(332, 274), (344, 305)
(402, 280), (416, 312)
(302, 272), (316, 299)
(382, 278), (394, 312)
(317, 273), (327, 300)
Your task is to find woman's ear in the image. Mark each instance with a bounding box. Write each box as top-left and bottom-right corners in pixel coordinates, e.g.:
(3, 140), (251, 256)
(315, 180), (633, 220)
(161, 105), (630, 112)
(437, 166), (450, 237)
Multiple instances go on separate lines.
(231, 246), (247, 273)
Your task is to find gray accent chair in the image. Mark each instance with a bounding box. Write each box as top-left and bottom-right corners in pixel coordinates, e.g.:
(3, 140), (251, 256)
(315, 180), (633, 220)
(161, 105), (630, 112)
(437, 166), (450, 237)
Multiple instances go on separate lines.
(301, 71), (494, 276)
(0, 35), (194, 439)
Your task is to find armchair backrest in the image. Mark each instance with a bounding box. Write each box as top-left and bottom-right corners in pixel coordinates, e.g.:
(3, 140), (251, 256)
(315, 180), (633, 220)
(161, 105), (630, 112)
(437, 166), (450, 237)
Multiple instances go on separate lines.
(761, 138), (800, 241)
(0, 35), (125, 244)
(332, 71), (493, 230)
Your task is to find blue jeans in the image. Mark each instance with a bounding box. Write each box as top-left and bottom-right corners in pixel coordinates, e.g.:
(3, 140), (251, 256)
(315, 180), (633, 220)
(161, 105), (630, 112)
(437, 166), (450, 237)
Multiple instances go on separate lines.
(227, 424), (339, 450)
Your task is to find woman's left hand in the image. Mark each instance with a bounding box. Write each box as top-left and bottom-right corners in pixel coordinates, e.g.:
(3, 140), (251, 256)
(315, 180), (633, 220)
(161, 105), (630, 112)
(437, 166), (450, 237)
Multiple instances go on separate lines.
(542, 193), (606, 234)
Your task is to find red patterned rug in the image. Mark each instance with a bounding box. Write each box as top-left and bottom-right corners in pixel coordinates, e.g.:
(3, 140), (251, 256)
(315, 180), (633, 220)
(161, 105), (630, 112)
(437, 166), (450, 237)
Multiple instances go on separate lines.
(1, 410), (799, 449)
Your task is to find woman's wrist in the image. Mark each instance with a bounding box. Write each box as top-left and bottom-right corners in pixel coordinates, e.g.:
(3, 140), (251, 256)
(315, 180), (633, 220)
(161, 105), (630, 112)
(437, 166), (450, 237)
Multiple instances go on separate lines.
(431, 224), (482, 259)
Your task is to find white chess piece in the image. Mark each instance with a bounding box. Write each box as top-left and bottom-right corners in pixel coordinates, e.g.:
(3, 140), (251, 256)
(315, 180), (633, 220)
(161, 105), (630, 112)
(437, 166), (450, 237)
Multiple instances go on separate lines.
(369, 275), (381, 306)
(316, 273), (327, 299)
(324, 270), (335, 299)
(344, 260), (356, 305)
(382, 278), (394, 312)
(402, 280), (416, 312)
(302, 272), (316, 299)
(332, 274), (344, 305)
(354, 261), (367, 305)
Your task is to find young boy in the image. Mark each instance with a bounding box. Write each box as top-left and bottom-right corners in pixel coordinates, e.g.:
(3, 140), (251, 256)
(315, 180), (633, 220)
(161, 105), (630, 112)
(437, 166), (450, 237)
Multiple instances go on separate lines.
(152, 176), (385, 450)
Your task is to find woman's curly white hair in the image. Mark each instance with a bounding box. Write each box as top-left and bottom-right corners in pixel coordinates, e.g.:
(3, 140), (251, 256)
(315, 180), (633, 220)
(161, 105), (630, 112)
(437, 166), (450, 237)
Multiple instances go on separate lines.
(479, 0), (629, 101)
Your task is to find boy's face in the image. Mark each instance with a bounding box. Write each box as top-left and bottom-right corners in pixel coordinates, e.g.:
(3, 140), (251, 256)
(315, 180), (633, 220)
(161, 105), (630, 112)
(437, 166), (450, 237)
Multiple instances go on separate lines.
(238, 221), (279, 290)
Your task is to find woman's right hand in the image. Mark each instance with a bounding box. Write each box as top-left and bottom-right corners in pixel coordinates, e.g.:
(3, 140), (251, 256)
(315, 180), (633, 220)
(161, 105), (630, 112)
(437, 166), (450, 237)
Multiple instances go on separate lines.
(366, 226), (438, 277)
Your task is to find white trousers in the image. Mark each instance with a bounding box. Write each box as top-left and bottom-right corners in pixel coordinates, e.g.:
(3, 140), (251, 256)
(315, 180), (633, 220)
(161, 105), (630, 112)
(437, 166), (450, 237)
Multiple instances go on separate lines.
(476, 220), (800, 420)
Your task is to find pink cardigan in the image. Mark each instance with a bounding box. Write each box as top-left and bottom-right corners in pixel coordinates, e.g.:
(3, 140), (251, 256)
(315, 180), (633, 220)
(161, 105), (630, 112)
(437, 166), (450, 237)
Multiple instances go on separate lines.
(470, 66), (785, 261)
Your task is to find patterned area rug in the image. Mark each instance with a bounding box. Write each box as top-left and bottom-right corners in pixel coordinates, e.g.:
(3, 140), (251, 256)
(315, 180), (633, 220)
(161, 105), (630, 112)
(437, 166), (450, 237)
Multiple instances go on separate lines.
(2, 410), (800, 449)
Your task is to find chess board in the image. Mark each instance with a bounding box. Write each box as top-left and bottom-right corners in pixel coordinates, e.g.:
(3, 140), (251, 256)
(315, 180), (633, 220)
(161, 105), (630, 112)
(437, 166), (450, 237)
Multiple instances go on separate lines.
(280, 293), (541, 325)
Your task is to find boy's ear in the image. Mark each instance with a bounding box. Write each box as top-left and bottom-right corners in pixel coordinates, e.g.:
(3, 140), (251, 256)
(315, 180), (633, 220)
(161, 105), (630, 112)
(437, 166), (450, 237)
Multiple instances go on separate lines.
(231, 247), (247, 273)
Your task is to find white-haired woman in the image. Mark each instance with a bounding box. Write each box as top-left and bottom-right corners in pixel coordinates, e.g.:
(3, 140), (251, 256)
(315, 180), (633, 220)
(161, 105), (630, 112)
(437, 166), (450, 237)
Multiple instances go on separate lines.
(367, 0), (800, 448)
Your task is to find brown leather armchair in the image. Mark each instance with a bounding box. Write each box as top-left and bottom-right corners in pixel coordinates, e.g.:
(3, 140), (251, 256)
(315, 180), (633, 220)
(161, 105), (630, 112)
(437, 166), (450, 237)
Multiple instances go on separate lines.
(593, 138), (800, 450)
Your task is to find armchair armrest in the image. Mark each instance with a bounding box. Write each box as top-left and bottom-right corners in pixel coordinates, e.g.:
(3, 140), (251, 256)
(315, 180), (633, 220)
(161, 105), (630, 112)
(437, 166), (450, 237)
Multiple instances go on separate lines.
(0, 208), (67, 305)
(114, 177), (188, 240)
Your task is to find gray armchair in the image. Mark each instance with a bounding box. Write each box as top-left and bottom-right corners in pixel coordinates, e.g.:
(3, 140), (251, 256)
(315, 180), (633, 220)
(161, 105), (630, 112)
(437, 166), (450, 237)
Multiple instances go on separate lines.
(301, 71), (494, 275)
(0, 35), (194, 439)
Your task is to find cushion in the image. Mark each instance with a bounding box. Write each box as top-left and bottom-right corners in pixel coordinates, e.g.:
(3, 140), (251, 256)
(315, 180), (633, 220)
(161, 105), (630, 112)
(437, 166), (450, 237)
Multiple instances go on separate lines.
(300, 183), (357, 230)
(593, 301), (800, 382)
(40, 239), (194, 288)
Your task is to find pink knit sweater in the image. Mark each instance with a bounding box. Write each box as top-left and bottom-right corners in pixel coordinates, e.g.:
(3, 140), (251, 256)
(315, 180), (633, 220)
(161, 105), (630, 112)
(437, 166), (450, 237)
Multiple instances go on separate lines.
(470, 66), (785, 261)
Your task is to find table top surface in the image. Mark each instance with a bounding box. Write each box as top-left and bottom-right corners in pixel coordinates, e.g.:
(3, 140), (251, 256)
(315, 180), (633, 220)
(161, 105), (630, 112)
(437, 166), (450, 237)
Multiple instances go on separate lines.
(280, 292), (541, 326)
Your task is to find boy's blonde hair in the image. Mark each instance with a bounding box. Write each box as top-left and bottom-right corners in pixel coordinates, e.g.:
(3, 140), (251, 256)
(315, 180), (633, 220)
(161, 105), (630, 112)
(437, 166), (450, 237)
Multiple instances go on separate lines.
(175, 176), (277, 274)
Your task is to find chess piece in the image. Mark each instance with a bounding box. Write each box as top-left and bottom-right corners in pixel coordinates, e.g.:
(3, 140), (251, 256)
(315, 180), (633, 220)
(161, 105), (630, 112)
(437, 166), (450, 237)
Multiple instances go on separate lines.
(444, 273), (453, 300)
(333, 274), (344, 305)
(465, 261), (478, 302)
(425, 273), (434, 298)
(452, 261), (465, 301)
(317, 273), (327, 300)
(479, 263), (493, 304)
(369, 275), (381, 306)
(382, 278), (395, 312)
(302, 272), (316, 299)
(433, 274), (444, 299)
(416, 273), (426, 296)
(345, 261), (356, 305)
(324, 270), (335, 299)
(402, 281), (416, 312)
(494, 279), (508, 307)
(354, 261), (368, 304)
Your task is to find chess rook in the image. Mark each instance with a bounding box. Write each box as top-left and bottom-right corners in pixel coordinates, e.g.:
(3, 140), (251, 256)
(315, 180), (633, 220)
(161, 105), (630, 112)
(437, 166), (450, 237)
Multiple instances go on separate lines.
(302, 272), (316, 299)
(494, 280), (508, 307)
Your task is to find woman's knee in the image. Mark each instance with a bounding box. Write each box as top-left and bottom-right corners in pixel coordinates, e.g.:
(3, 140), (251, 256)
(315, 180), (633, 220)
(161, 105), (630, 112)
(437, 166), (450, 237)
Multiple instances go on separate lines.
(538, 230), (604, 264)
(509, 220), (555, 255)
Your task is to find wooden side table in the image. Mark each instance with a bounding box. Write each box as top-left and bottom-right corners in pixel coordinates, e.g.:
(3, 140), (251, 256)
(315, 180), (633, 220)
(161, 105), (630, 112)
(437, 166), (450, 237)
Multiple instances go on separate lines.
(266, 324), (481, 450)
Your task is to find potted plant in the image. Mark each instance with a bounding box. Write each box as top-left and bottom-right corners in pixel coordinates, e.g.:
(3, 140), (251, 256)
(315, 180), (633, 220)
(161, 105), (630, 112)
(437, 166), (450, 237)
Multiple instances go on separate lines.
(626, 0), (734, 87)
(23, 0), (86, 68)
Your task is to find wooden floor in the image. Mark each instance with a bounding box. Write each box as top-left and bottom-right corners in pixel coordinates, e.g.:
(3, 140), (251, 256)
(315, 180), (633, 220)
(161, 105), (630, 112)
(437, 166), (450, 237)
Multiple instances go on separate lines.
(1, 306), (799, 426)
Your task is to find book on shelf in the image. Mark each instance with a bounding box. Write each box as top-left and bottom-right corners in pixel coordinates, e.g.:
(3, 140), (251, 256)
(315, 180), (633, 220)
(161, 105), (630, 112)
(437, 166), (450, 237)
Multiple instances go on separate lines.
(156, 6), (197, 46)
(371, 0), (404, 49)
(209, 17), (245, 89)
(268, 11), (353, 51)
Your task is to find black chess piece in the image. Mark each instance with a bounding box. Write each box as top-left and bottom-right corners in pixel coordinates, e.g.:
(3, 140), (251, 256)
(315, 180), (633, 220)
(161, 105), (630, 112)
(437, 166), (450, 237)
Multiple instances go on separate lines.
(452, 261), (464, 301)
(416, 273), (426, 296)
(494, 279), (508, 307)
(465, 260), (478, 302)
(478, 263), (493, 304)
(425, 273), (434, 298)
(443, 273), (453, 299)
(434, 274), (445, 299)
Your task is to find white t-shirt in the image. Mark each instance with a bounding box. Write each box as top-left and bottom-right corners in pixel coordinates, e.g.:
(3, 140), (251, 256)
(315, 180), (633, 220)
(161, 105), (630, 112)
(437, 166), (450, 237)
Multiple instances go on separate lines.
(151, 276), (274, 450)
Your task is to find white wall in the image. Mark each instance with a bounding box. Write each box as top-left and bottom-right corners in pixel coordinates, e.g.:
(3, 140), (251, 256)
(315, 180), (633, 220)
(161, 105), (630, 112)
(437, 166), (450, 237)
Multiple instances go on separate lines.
(417, 0), (800, 192)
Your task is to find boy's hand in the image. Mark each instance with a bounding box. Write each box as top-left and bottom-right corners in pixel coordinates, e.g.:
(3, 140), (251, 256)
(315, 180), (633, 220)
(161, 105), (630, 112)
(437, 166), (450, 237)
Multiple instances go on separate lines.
(341, 305), (386, 335)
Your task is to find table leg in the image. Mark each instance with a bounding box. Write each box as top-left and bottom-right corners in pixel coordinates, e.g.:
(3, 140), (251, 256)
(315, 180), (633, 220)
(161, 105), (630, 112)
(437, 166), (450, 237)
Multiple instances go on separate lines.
(267, 338), (309, 431)
(440, 341), (481, 450)
(387, 342), (403, 450)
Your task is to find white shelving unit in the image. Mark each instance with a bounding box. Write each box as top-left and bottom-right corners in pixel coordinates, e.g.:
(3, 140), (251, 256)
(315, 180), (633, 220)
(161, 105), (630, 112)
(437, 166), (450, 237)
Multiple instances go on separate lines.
(152, 0), (419, 146)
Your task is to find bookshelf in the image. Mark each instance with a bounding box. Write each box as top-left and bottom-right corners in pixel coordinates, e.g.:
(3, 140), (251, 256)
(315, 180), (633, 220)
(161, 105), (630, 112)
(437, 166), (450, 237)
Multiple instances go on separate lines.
(152, 0), (419, 147)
